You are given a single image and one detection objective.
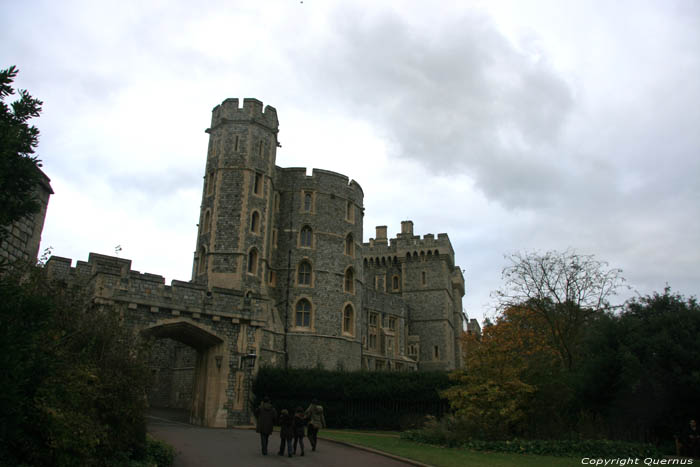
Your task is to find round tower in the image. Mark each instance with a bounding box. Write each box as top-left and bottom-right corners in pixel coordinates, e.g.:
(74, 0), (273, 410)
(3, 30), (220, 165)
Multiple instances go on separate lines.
(192, 98), (279, 292)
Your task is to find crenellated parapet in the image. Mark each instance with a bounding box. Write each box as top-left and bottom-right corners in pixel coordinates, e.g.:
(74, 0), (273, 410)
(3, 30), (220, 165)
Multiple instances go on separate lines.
(208, 98), (279, 133)
(45, 253), (268, 326)
(363, 221), (456, 267)
(275, 167), (363, 199)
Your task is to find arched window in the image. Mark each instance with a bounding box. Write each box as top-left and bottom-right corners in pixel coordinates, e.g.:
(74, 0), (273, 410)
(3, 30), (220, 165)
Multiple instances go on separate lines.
(207, 170), (215, 195)
(392, 275), (399, 291)
(345, 233), (354, 256)
(250, 211), (260, 233)
(303, 191), (312, 212)
(298, 260), (311, 286)
(247, 248), (258, 274)
(295, 299), (311, 327)
(363, 258), (368, 268)
(406, 252), (411, 261)
(343, 305), (354, 336)
(346, 201), (353, 221)
(344, 268), (354, 293)
(300, 225), (313, 247)
(203, 210), (211, 233)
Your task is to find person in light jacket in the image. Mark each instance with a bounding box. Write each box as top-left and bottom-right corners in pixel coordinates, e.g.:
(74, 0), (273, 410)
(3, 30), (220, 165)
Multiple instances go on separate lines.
(305, 398), (326, 452)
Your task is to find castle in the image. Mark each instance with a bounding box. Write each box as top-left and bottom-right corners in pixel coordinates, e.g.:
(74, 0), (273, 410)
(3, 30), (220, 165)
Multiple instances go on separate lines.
(32, 98), (469, 426)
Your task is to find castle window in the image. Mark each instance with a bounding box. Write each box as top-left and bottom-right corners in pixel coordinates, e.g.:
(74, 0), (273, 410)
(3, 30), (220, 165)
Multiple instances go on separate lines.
(344, 268), (354, 294)
(298, 260), (312, 286)
(346, 201), (354, 222)
(345, 233), (354, 256)
(369, 332), (377, 349)
(300, 226), (312, 247)
(422, 271), (426, 285)
(247, 248), (258, 275)
(234, 135), (240, 152)
(388, 317), (396, 331)
(198, 245), (207, 274)
(254, 172), (263, 195)
(434, 345), (440, 360)
(250, 211), (260, 233)
(295, 299), (311, 328)
(303, 191), (313, 212)
(203, 210), (211, 233)
(258, 140), (264, 156)
(206, 170), (215, 195)
(369, 313), (378, 327)
(342, 305), (354, 336)
(269, 270), (276, 286)
(272, 228), (278, 249)
(392, 275), (400, 291)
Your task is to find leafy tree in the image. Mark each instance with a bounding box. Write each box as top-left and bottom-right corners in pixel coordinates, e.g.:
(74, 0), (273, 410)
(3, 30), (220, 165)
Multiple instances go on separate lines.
(574, 287), (700, 443)
(443, 306), (560, 439)
(0, 65), (43, 229)
(493, 249), (626, 370)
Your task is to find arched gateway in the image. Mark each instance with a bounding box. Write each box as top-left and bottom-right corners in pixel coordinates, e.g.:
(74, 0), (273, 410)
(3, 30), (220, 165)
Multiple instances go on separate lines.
(45, 252), (280, 428)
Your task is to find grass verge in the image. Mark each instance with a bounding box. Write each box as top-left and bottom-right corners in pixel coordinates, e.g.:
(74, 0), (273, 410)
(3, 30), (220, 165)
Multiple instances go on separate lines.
(320, 430), (582, 467)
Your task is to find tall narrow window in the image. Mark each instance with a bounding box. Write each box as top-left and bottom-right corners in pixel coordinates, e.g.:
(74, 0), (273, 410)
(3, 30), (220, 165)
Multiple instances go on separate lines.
(422, 271), (426, 285)
(392, 275), (399, 291)
(198, 246), (207, 274)
(258, 140), (263, 156)
(254, 172), (263, 195)
(346, 201), (353, 221)
(343, 305), (354, 336)
(298, 261), (311, 286)
(203, 210), (211, 233)
(295, 299), (311, 327)
(234, 135), (240, 151)
(250, 211), (260, 233)
(434, 345), (440, 360)
(345, 233), (354, 256)
(344, 268), (354, 293)
(207, 170), (215, 195)
(303, 192), (312, 212)
(300, 226), (312, 247)
(247, 248), (258, 274)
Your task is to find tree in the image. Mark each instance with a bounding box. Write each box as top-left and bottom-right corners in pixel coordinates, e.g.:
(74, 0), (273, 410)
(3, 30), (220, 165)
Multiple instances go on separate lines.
(493, 249), (626, 370)
(0, 65), (44, 229)
(443, 306), (560, 439)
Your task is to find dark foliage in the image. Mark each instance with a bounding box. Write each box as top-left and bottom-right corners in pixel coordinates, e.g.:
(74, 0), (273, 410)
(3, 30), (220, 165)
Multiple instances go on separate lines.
(0, 263), (153, 466)
(253, 367), (451, 429)
(0, 65), (44, 229)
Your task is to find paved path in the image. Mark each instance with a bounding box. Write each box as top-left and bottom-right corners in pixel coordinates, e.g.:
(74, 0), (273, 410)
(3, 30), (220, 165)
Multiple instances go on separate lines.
(147, 412), (414, 467)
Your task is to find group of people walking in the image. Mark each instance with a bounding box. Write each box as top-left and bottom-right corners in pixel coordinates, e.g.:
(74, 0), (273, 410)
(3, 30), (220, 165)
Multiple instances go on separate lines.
(255, 396), (326, 457)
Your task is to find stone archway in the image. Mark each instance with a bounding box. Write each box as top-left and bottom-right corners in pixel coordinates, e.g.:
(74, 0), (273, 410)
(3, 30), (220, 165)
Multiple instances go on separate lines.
(141, 320), (229, 428)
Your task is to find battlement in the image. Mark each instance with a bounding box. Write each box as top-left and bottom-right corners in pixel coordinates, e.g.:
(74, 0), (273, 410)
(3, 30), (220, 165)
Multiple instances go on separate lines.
(276, 166), (364, 197)
(363, 221), (455, 259)
(45, 253), (267, 323)
(209, 97), (279, 132)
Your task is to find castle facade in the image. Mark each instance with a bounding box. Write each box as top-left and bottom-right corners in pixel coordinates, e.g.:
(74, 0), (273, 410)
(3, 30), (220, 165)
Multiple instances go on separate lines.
(40, 98), (468, 426)
(193, 98), (466, 372)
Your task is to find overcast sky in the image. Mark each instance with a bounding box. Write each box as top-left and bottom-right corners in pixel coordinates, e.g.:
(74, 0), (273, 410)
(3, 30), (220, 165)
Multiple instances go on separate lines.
(2, 0), (699, 324)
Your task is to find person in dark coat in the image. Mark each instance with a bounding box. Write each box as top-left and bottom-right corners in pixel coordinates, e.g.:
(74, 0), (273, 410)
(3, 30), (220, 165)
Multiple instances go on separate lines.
(681, 419), (700, 458)
(293, 406), (306, 456)
(305, 398), (326, 452)
(254, 396), (277, 455)
(277, 409), (294, 457)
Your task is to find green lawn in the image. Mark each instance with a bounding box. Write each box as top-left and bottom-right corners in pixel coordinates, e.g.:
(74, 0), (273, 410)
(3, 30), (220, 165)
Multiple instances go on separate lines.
(320, 430), (582, 467)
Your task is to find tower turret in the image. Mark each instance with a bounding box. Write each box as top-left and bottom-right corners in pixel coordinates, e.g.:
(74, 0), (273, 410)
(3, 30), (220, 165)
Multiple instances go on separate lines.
(193, 98), (279, 292)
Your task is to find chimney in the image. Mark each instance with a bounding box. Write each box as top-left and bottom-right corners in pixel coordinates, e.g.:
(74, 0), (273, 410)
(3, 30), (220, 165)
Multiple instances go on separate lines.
(375, 226), (387, 240)
(401, 220), (414, 236)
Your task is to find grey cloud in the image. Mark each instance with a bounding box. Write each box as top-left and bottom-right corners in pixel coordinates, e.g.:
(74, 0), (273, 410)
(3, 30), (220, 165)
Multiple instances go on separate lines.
(292, 7), (574, 209)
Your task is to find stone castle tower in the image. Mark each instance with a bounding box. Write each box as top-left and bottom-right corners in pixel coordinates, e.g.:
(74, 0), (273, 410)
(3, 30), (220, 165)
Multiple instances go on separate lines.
(193, 98), (464, 371)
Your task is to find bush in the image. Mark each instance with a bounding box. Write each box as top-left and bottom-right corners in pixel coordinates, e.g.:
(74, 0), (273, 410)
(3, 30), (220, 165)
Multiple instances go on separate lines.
(402, 416), (662, 458)
(0, 262), (152, 466)
(253, 367), (451, 429)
